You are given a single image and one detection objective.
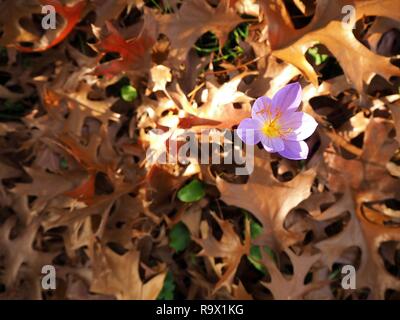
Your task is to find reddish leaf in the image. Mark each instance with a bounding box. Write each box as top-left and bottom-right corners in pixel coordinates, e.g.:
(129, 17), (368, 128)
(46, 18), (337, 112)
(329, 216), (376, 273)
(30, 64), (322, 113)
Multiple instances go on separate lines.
(16, 0), (86, 52)
(92, 21), (155, 78)
(178, 115), (222, 129)
(64, 173), (96, 205)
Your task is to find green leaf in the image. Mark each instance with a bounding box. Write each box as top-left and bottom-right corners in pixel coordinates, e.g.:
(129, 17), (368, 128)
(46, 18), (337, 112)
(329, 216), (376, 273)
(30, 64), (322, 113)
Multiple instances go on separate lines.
(177, 179), (205, 203)
(247, 245), (267, 274)
(120, 85), (138, 102)
(237, 23), (249, 39)
(169, 222), (191, 253)
(307, 47), (329, 66)
(263, 245), (276, 261)
(157, 272), (175, 300)
(329, 267), (341, 280)
(247, 245), (276, 275)
(245, 214), (276, 274)
(250, 218), (263, 239)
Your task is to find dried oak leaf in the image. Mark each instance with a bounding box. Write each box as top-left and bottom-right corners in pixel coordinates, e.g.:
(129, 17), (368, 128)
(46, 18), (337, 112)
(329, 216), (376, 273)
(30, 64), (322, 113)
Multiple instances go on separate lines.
(15, 0), (86, 52)
(158, 0), (244, 60)
(59, 129), (116, 174)
(43, 181), (133, 230)
(0, 217), (55, 296)
(12, 167), (89, 205)
(0, 0), (40, 45)
(194, 212), (251, 292)
(94, 0), (144, 27)
(168, 72), (255, 130)
(318, 118), (400, 298)
(101, 194), (147, 248)
(90, 244), (166, 300)
(43, 84), (120, 136)
(262, 0), (400, 92)
(41, 86), (121, 203)
(217, 148), (316, 249)
(231, 281), (253, 300)
(325, 118), (399, 196)
(91, 18), (156, 78)
(261, 249), (324, 300)
(64, 173), (96, 205)
(195, 72), (254, 128)
(145, 165), (187, 216)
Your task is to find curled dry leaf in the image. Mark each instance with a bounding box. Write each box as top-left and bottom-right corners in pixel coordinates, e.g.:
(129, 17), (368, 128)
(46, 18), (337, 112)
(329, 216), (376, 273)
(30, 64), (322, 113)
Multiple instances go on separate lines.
(0, 217), (56, 298)
(318, 118), (400, 299)
(0, 0), (40, 45)
(15, 0), (86, 52)
(91, 18), (156, 78)
(90, 244), (166, 300)
(94, 0), (144, 27)
(261, 249), (323, 300)
(262, 0), (400, 92)
(217, 148), (316, 249)
(158, 0), (244, 60)
(0, 0), (399, 301)
(195, 212), (251, 292)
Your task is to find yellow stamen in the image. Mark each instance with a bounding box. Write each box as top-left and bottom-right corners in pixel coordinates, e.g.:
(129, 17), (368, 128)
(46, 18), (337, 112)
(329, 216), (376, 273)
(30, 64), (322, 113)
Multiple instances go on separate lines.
(256, 103), (294, 138)
(261, 111), (293, 138)
(262, 120), (281, 138)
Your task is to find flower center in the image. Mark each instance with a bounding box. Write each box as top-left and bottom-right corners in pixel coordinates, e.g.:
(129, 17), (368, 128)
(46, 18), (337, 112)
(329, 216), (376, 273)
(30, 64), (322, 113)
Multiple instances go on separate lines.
(262, 120), (281, 138)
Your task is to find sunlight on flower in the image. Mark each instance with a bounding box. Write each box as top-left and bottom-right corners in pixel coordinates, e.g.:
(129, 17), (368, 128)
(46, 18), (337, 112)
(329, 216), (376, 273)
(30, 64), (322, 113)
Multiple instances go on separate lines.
(237, 82), (318, 160)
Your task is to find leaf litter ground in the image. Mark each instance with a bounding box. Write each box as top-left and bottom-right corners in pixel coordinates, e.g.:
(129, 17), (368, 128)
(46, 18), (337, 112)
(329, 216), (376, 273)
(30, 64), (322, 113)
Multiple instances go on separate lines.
(0, 0), (399, 300)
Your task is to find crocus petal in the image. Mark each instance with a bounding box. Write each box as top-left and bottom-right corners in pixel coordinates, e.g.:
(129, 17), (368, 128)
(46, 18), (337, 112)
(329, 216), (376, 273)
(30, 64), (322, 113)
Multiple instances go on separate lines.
(252, 96), (275, 121)
(272, 82), (302, 112)
(280, 112), (318, 141)
(278, 140), (309, 160)
(237, 118), (262, 145)
(260, 135), (284, 152)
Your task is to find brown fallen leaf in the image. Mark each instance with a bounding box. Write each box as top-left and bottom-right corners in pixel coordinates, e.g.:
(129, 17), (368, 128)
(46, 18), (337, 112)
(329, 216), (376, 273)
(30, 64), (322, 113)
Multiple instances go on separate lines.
(64, 173), (96, 205)
(0, 0), (40, 46)
(91, 18), (156, 78)
(15, 0), (87, 52)
(90, 244), (166, 299)
(231, 281), (253, 300)
(94, 0), (144, 27)
(195, 212), (250, 292)
(158, 0), (244, 60)
(167, 72), (255, 130)
(0, 217), (55, 297)
(262, 0), (400, 92)
(261, 249), (324, 300)
(318, 118), (400, 298)
(1, 0), (400, 301)
(12, 167), (88, 204)
(217, 148), (316, 249)
(145, 165), (187, 215)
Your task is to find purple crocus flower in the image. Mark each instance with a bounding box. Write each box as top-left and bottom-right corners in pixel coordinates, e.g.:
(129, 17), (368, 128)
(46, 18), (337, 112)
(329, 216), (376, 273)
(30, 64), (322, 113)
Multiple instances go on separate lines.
(237, 83), (317, 160)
